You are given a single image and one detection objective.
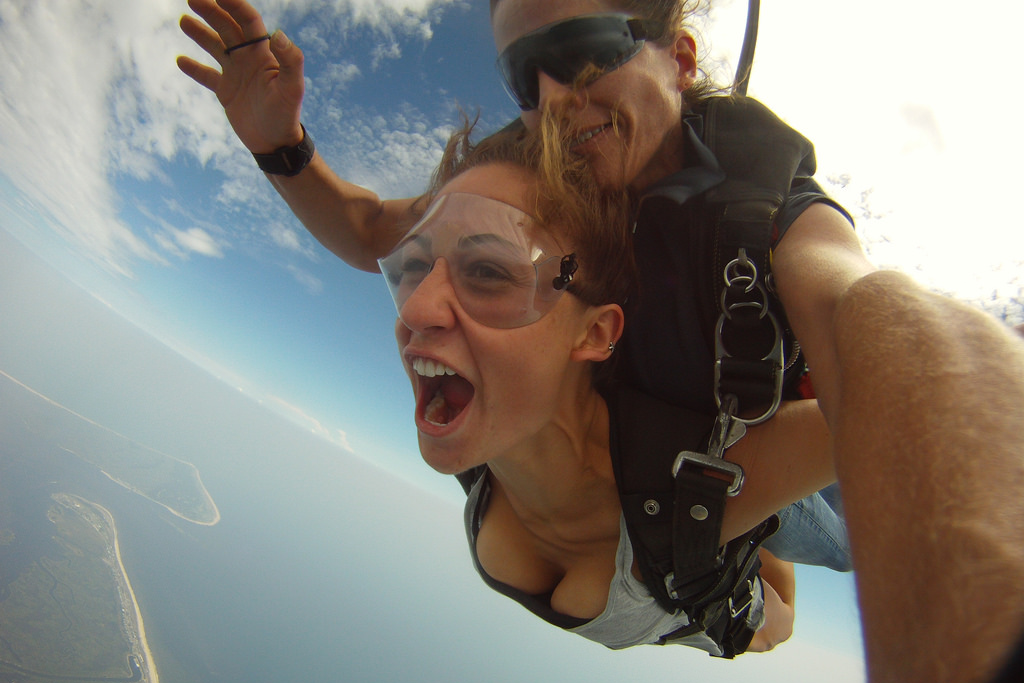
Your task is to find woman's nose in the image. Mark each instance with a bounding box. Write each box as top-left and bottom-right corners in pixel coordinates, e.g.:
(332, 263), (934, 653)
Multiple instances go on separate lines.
(398, 257), (458, 332)
(536, 70), (582, 110)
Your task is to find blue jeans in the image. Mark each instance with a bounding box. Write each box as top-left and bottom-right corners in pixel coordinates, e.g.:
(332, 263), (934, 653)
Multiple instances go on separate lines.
(762, 484), (852, 572)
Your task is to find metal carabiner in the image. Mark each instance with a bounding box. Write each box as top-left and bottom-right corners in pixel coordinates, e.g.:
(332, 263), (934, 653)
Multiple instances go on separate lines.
(713, 306), (785, 426)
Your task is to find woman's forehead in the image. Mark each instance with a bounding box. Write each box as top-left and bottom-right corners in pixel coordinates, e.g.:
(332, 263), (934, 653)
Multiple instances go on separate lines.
(491, 0), (618, 52)
(431, 167), (572, 253)
(406, 191), (571, 268)
(437, 163), (537, 212)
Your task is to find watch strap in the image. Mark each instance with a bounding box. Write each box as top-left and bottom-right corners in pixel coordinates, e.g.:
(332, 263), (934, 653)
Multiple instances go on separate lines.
(252, 125), (315, 177)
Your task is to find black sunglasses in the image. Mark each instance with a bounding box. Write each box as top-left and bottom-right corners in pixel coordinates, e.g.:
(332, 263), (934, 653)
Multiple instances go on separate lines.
(497, 13), (657, 111)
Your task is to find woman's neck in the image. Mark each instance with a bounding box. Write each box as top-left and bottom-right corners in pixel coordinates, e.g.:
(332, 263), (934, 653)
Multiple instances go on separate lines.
(472, 385), (625, 617)
(485, 387), (619, 540)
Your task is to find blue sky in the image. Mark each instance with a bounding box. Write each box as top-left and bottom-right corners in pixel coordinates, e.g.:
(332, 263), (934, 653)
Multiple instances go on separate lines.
(2, 0), (1021, 475)
(2, 0), (1023, 679)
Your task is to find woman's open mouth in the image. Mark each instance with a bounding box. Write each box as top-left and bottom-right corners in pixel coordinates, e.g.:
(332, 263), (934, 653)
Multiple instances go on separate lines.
(411, 357), (475, 429)
(570, 123), (611, 153)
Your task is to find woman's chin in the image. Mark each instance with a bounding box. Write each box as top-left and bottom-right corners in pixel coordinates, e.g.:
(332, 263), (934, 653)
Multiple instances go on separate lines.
(418, 444), (471, 476)
(416, 422), (474, 470)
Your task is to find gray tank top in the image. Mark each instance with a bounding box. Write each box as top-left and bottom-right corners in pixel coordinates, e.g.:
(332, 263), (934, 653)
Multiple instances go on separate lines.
(464, 473), (765, 654)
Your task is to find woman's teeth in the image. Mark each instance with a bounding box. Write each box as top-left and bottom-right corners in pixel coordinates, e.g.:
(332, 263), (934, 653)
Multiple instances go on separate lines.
(412, 357), (457, 378)
(574, 124), (608, 146)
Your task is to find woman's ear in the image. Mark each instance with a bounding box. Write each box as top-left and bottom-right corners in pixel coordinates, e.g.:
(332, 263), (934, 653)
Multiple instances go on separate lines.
(572, 304), (625, 362)
(672, 30), (698, 92)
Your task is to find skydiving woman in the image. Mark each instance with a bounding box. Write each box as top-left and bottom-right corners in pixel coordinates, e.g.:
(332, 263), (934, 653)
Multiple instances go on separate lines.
(379, 118), (834, 654)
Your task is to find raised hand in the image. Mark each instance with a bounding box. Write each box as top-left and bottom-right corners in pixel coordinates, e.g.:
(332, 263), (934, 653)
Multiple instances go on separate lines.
(177, 0), (305, 153)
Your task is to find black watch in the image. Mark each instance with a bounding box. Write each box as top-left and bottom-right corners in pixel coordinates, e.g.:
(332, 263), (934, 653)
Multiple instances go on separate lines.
(252, 125), (315, 177)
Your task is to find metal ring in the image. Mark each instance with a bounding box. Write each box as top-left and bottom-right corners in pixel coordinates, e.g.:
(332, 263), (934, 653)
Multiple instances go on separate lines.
(720, 281), (771, 320)
(723, 248), (758, 292)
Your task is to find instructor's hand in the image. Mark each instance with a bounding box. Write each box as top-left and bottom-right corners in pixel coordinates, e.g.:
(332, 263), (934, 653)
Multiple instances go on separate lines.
(177, 0), (305, 153)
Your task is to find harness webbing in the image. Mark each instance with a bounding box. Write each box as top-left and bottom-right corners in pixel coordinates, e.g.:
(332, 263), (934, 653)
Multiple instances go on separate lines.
(618, 97), (815, 656)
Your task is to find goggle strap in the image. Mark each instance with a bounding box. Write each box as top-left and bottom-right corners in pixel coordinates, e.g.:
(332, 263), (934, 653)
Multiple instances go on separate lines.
(626, 18), (649, 41)
(552, 253), (579, 291)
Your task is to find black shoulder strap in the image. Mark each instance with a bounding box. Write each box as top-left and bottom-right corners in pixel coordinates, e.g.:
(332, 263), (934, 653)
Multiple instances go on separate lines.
(658, 97), (810, 586)
(701, 96), (815, 421)
(606, 384), (714, 604)
(607, 384), (778, 658)
(703, 96), (815, 205)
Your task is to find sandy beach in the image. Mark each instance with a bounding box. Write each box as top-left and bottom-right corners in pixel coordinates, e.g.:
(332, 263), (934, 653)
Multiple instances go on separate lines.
(54, 494), (160, 683)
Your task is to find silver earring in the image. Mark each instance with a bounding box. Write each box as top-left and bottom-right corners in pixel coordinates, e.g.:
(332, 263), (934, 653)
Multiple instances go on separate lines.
(608, 341), (616, 353)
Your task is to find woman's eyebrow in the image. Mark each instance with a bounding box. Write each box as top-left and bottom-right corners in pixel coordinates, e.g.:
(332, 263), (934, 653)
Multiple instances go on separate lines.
(400, 233), (432, 249)
(456, 233), (520, 251)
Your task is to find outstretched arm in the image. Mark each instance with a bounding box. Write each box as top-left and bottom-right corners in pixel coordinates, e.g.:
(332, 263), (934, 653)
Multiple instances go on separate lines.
(773, 202), (1024, 683)
(177, 0), (416, 271)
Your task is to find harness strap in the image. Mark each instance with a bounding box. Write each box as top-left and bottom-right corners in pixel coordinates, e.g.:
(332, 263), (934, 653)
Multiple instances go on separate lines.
(660, 102), (805, 614)
(631, 98), (810, 655)
(657, 515), (779, 656)
(608, 385), (778, 659)
(667, 471), (732, 588)
(703, 97), (814, 422)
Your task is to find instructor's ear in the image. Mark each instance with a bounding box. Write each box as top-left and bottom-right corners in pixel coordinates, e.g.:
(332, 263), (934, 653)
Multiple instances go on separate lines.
(572, 304), (624, 362)
(671, 30), (698, 92)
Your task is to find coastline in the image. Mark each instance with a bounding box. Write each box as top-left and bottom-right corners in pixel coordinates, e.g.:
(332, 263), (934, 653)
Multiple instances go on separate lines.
(54, 494), (160, 683)
(95, 462), (222, 527)
(3, 369), (220, 526)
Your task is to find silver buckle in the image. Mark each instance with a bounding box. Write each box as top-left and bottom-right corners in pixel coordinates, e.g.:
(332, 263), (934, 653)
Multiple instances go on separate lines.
(729, 579), (756, 618)
(672, 450), (744, 496)
(672, 394), (746, 496)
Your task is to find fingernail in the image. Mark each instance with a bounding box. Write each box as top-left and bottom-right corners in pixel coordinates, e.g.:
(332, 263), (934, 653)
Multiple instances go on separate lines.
(272, 30), (290, 49)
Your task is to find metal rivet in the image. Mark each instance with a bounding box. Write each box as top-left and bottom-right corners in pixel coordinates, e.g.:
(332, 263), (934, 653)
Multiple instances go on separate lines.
(690, 504), (709, 521)
(643, 499), (660, 515)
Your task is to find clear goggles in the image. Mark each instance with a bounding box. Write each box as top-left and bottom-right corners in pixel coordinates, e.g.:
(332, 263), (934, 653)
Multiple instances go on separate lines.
(378, 193), (578, 329)
(497, 13), (655, 111)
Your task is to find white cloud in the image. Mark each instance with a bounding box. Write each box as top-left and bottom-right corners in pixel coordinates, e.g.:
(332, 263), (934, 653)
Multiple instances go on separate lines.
(319, 0), (447, 33)
(706, 0), (1024, 317)
(371, 40), (403, 68)
(261, 391), (353, 452)
(172, 227), (225, 258)
(0, 0), (159, 274)
(321, 61), (363, 90)
(301, 106), (450, 198)
(270, 224), (304, 252)
(287, 264), (325, 294)
(0, 0), (456, 276)
(898, 103), (943, 155)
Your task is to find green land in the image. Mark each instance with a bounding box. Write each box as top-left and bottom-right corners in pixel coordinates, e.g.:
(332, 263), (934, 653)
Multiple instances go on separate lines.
(0, 371), (213, 681)
(0, 494), (150, 682)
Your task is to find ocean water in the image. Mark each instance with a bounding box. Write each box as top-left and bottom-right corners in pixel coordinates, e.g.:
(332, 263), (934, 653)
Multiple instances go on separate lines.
(0, 365), (464, 683)
(0, 227), (492, 682)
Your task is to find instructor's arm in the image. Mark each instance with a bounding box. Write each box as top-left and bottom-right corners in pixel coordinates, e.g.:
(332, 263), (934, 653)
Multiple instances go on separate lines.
(177, 0), (416, 271)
